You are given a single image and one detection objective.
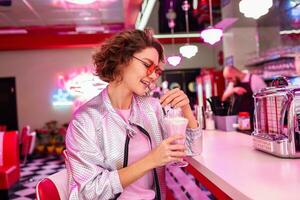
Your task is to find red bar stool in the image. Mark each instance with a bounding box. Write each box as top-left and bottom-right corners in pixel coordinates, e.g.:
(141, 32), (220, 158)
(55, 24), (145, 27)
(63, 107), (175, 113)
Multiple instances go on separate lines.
(36, 150), (69, 200)
(0, 131), (20, 199)
(36, 169), (68, 200)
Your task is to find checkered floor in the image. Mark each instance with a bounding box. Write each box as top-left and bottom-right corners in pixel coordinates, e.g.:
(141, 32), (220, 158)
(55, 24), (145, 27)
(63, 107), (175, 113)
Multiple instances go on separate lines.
(8, 154), (214, 200)
(9, 154), (65, 200)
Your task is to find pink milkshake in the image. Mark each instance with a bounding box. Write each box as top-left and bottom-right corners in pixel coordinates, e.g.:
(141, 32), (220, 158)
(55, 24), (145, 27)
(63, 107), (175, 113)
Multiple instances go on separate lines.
(164, 117), (188, 144)
(164, 116), (188, 167)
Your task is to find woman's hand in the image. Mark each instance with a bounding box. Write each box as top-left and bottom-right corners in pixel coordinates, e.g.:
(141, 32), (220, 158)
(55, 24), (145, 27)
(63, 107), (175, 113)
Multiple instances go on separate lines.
(160, 88), (189, 110)
(160, 88), (198, 128)
(147, 134), (186, 168)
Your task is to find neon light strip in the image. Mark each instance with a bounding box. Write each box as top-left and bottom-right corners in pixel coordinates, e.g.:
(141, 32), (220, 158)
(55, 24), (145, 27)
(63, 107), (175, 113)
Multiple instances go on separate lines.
(65, 0), (96, 5)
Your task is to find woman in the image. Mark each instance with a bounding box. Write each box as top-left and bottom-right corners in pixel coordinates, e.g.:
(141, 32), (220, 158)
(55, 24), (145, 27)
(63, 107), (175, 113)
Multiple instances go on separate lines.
(65, 29), (200, 200)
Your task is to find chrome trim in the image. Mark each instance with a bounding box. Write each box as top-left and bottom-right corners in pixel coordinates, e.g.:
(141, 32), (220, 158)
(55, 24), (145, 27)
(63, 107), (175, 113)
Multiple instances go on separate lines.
(252, 77), (300, 158)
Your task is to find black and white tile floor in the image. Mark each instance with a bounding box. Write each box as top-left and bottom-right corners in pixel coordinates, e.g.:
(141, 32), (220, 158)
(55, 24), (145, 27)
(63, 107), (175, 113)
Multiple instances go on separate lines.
(9, 155), (65, 200)
(8, 155), (214, 200)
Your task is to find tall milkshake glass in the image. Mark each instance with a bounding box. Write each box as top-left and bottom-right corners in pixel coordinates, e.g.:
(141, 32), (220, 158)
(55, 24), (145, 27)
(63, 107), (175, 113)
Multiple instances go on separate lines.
(164, 108), (188, 167)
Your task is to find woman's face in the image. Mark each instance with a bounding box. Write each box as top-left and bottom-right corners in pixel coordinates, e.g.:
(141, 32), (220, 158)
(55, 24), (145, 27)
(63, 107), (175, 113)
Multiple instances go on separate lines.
(120, 47), (163, 96)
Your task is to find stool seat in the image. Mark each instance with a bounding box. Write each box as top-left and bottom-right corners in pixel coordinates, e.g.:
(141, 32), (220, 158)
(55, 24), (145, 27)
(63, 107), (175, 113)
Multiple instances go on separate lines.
(36, 169), (68, 200)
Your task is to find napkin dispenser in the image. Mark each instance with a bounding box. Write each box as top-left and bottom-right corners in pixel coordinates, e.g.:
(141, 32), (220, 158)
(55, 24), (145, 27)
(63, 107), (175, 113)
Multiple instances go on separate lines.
(252, 77), (300, 158)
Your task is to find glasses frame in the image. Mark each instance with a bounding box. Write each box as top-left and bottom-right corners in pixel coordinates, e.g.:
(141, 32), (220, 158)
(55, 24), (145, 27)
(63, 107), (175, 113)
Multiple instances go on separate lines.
(132, 55), (163, 77)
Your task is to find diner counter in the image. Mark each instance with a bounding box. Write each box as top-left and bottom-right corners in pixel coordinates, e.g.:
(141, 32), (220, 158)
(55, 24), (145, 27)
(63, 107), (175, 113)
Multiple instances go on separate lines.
(186, 130), (300, 200)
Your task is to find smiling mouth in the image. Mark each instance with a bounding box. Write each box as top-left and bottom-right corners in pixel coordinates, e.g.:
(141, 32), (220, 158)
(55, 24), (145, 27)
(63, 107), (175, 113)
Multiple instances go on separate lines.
(141, 80), (150, 88)
(141, 80), (155, 96)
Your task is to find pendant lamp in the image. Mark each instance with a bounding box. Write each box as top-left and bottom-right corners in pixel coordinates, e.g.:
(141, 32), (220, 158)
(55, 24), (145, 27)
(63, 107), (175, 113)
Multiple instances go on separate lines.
(239, 0), (273, 19)
(200, 0), (223, 45)
(166, 1), (182, 67)
(179, 0), (198, 59)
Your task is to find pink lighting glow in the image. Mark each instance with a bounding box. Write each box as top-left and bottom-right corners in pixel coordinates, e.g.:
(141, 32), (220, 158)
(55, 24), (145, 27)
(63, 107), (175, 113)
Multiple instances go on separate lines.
(167, 55), (182, 67)
(65, 71), (107, 101)
(200, 28), (223, 45)
(52, 68), (108, 108)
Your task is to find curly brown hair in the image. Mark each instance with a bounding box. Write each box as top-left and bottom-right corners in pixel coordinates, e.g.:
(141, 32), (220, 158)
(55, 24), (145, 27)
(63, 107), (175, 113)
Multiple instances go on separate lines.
(93, 29), (164, 82)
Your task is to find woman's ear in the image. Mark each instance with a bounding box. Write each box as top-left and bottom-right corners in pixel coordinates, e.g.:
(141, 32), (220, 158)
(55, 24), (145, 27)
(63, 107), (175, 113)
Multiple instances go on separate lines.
(114, 64), (126, 84)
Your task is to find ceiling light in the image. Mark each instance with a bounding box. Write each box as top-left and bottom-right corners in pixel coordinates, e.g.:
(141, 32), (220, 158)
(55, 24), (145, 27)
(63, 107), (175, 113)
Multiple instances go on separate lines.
(239, 0), (273, 19)
(179, 44), (198, 59)
(166, 1), (182, 67)
(200, 0), (223, 45)
(201, 27), (223, 45)
(179, 0), (198, 58)
(0, 29), (28, 34)
(65, 0), (96, 5)
(280, 29), (300, 35)
(154, 33), (201, 39)
(75, 26), (105, 33)
(167, 56), (182, 66)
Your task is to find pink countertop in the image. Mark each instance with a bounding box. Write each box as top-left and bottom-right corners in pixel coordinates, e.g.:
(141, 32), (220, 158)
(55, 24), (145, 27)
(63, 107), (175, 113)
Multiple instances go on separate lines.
(186, 130), (300, 200)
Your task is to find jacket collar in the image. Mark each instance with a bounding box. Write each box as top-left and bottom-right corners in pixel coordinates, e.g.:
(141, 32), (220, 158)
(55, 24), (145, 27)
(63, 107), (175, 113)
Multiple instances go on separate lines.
(100, 87), (145, 129)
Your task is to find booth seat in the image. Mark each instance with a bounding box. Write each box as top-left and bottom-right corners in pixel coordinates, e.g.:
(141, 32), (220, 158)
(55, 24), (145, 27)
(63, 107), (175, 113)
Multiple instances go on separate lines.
(21, 125), (36, 164)
(0, 131), (20, 199)
(0, 125), (6, 132)
(20, 125), (30, 145)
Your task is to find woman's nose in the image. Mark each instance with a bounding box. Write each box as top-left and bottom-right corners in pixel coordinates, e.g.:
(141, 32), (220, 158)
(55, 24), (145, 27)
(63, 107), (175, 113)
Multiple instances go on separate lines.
(148, 71), (159, 80)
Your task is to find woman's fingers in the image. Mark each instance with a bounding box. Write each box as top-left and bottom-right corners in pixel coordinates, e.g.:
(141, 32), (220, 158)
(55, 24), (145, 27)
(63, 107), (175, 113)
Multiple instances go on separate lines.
(160, 88), (182, 106)
(163, 149), (186, 163)
(164, 134), (185, 144)
(160, 88), (190, 109)
(171, 95), (190, 108)
(169, 150), (186, 158)
(168, 144), (186, 151)
(160, 88), (179, 103)
(152, 133), (188, 167)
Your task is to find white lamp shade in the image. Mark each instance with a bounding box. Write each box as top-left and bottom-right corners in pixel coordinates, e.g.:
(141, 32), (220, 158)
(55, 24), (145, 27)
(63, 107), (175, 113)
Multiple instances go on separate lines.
(200, 28), (223, 45)
(167, 55), (182, 66)
(179, 44), (198, 58)
(239, 0), (273, 19)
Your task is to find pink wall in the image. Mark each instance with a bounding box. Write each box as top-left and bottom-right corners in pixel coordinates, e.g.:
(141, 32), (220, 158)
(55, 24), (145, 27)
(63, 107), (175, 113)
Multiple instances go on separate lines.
(0, 47), (94, 130)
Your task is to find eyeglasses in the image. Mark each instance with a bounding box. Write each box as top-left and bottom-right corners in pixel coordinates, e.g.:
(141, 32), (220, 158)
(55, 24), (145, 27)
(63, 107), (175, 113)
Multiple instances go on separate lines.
(132, 55), (163, 77)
